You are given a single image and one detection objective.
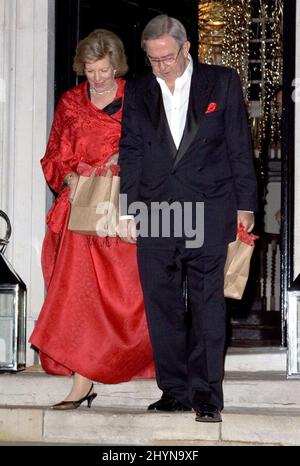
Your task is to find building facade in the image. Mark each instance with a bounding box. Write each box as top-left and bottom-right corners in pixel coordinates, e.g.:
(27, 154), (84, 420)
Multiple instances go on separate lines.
(0, 0), (299, 368)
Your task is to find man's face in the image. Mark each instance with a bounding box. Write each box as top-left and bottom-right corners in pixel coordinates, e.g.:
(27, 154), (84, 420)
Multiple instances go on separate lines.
(145, 34), (190, 82)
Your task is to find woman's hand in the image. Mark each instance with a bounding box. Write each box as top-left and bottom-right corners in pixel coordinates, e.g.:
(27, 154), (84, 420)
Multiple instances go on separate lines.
(105, 153), (119, 166)
(64, 172), (79, 202)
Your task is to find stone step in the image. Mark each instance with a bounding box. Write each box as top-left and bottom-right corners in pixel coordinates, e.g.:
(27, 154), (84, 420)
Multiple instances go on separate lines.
(1, 370), (300, 410)
(0, 405), (299, 445)
(224, 346), (286, 372)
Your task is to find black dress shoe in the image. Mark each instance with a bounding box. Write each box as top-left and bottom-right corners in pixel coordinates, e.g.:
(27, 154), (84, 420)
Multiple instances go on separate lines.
(195, 404), (222, 423)
(148, 394), (191, 412)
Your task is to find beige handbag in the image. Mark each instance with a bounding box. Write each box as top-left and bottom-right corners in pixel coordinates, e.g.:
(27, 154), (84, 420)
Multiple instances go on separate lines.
(68, 156), (120, 237)
(224, 226), (258, 299)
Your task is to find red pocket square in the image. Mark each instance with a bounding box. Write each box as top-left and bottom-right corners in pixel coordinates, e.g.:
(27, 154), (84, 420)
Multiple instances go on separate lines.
(205, 102), (218, 113)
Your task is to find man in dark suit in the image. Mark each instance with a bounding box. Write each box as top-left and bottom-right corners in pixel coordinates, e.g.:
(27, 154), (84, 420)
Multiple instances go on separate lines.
(118, 15), (257, 422)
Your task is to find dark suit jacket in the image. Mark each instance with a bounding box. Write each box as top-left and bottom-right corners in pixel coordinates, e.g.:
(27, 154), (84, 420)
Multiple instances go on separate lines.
(119, 62), (258, 246)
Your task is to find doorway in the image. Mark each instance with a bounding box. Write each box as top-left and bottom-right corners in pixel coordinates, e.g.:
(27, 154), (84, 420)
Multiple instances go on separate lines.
(197, 0), (294, 347)
(54, 0), (295, 347)
(54, 0), (198, 102)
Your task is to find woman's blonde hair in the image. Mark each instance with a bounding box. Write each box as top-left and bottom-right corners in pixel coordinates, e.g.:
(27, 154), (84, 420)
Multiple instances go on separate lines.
(73, 29), (128, 77)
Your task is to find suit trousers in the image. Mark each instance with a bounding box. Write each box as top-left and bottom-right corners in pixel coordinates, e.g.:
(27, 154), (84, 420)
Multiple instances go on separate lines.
(137, 240), (227, 410)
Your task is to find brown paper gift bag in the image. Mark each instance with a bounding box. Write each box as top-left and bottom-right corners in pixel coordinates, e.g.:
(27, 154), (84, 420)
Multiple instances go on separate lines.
(68, 162), (120, 237)
(224, 226), (258, 300)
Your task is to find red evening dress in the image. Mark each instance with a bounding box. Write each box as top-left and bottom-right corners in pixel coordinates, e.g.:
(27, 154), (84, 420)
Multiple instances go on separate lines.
(29, 78), (155, 383)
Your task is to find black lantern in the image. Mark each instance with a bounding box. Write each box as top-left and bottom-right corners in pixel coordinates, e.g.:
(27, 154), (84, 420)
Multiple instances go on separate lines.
(0, 210), (26, 371)
(287, 274), (300, 377)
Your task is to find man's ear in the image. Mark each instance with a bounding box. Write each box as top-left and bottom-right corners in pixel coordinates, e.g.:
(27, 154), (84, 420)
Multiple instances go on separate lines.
(183, 41), (191, 58)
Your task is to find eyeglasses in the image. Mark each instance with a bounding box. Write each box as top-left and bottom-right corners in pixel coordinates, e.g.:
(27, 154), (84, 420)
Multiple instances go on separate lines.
(145, 46), (182, 67)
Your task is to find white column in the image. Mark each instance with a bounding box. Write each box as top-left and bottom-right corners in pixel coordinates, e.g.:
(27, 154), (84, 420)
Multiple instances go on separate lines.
(0, 0), (55, 365)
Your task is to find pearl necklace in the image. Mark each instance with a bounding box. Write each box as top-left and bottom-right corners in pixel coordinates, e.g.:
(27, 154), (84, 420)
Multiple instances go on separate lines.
(90, 82), (117, 95)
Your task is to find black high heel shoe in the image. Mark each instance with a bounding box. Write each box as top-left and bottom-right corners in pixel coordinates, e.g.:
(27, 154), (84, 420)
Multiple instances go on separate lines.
(51, 383), (97, 410)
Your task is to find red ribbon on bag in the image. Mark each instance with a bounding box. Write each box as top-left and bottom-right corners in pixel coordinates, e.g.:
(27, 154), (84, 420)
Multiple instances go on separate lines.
(77, 161), (120, 177)
(237, 224), (259, 247)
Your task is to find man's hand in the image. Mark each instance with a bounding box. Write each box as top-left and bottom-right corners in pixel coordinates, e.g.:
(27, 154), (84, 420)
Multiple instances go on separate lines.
(117, 218), (137, 243)
(237, 211), (255, 233)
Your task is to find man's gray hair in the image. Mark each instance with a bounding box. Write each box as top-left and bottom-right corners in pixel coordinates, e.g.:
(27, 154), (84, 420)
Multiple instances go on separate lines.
(141, 15), (187, 50)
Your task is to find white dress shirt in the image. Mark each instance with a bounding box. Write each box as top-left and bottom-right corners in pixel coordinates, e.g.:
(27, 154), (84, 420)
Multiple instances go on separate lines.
(156, 56), (193, 149)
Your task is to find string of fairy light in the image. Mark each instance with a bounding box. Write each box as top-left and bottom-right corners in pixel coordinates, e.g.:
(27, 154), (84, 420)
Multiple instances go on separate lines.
(198, 0), (283, 156)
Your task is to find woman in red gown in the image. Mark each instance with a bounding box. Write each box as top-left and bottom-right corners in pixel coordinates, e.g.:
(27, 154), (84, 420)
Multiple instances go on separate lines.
(29, 29), (155, 409)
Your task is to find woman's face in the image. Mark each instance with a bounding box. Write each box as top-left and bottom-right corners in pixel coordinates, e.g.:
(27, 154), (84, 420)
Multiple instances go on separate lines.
(84, 55), (115, 92)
